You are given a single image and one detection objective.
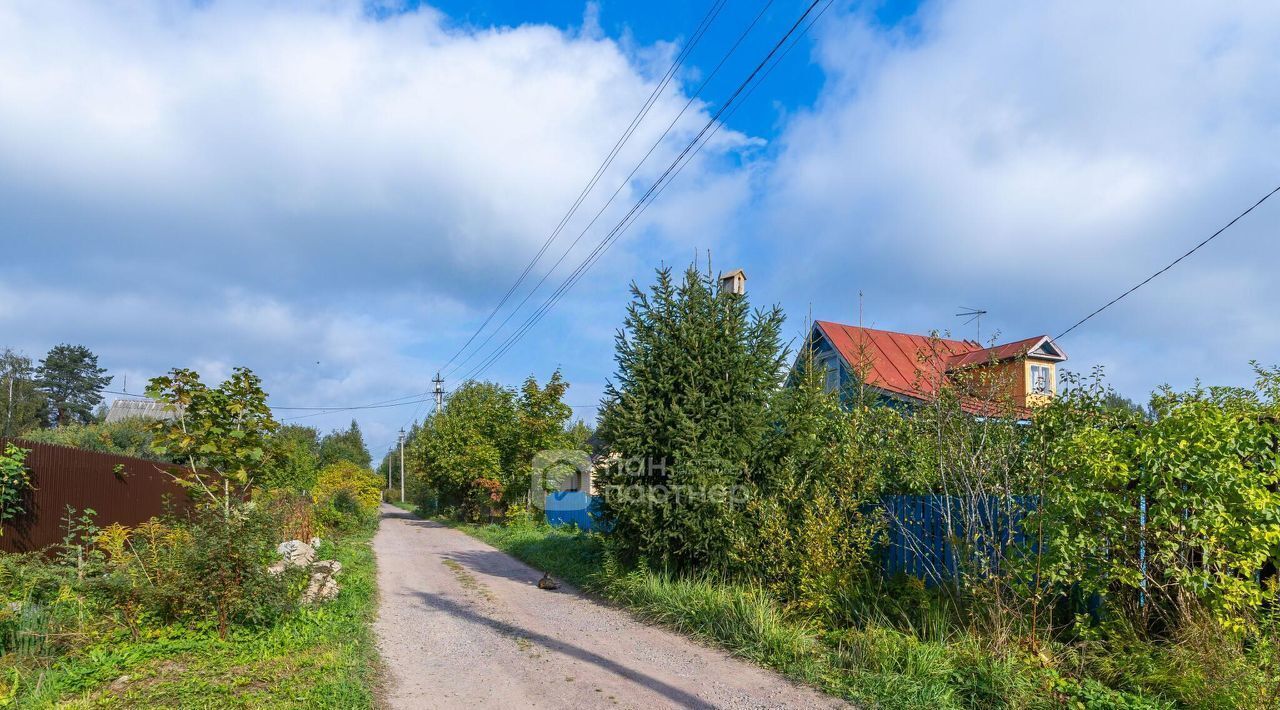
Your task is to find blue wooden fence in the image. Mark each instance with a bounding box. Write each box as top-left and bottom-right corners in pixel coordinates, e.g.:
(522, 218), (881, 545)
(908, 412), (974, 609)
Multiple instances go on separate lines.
(546, 493), (1036, 581)
(880, 495), (1035, 585)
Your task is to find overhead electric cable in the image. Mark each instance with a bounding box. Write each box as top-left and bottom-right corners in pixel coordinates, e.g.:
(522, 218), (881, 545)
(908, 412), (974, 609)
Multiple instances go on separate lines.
(456, 0), (830, 383)
(446, 0), (784, 380)
(437, 0), (729, 375)
(1056, 183), (1280, 340)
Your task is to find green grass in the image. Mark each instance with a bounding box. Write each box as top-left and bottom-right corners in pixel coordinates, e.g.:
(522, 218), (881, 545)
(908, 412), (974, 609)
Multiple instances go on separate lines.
(387, 499), (415, 514)
(6, 533), (380, 708)
(450, 518), (1174, 710)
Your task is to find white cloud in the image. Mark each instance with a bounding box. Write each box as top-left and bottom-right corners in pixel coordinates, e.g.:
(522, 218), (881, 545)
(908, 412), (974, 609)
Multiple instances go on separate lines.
(756, 0), (1280, 398)
(0, 0), (751, 300)
(0, 0), (759, 441)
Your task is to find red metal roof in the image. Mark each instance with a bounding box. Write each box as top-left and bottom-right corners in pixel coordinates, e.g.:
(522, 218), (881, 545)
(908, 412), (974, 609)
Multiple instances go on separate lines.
(812, 322), (1060, 410)
(944, 335), (1047, 369)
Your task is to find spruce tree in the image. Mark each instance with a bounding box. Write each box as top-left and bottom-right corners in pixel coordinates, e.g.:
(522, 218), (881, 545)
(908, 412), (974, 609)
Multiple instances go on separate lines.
(596, 264), (786, 570)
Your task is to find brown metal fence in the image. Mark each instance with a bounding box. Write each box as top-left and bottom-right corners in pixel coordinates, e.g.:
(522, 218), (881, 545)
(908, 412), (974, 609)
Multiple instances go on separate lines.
(0, 438), (201, 554)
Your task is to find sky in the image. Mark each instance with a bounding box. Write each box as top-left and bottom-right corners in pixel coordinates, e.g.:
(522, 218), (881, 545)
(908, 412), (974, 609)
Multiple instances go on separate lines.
(2, 0), (1278, 458)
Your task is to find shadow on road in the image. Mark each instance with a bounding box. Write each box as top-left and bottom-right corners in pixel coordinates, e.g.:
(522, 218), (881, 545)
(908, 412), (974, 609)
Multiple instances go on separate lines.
(412, 590), (714, 709)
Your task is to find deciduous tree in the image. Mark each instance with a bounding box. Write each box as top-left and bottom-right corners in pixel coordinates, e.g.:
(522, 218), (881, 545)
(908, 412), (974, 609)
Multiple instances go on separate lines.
(0, 348), (46, 436)
(319, 419), (372, 470)
(147, 367), (278, 513)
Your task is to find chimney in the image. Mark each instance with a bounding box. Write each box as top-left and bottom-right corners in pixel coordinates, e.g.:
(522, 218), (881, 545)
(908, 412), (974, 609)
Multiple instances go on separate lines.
(718, 268), (746, 296)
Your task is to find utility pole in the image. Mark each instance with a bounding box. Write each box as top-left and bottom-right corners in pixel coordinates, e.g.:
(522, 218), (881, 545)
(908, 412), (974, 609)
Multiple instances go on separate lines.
(398, 428), (405, 503)
(432, 372), (444, 413)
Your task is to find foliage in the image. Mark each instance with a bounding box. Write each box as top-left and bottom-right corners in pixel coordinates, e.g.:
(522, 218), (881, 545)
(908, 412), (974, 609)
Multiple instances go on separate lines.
(89, 507), (300, 640)
(258, 488), (317, 542)
(596, 264), (787, 570)
(36, 343), (112, 427)
(406, 371), (576, 520)
(261, 424), (322, 491)
(0, 550), (85, 659)
(736, 352), (884, 620)
(318, 419), (372, 470)
(2, 532), (378, 707)
(1026, 366), (1280, 632)
(312, 461), (382, 532)
(147, 367), (278, 510)
(0, 443), (32, 535)
(0, 348), (46, 436)
(18, 417), (169, 461)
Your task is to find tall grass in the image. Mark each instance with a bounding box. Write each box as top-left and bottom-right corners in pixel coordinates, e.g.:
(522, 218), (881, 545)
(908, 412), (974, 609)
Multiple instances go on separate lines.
(453, 511), (1279, 709)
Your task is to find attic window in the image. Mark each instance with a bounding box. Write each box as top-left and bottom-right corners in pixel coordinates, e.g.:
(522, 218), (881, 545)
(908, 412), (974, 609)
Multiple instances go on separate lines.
(820, 354), (840, 392)
(1030, 364), (1051, 394)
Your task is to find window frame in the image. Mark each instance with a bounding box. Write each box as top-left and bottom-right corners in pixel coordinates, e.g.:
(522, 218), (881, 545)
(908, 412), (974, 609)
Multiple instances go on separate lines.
(1029, 363), (1051, 395)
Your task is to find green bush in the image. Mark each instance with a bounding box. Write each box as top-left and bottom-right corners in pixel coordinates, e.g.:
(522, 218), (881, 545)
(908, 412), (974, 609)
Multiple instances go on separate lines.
(0, 552), (84, 658)
(312, 461), (383, 532)
(17, 418), (167, 461)
(1027, 367), (1280, 632)
(91, 507), (302, 639)
(0, 443), (32, 534)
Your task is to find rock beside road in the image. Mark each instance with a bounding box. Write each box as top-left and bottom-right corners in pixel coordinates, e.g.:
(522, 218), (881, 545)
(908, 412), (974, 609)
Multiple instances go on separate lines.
(271, 539), (343, 604)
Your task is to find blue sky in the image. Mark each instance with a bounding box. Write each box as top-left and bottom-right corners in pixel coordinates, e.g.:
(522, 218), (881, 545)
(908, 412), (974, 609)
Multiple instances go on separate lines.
(1, 0), (1278, 457)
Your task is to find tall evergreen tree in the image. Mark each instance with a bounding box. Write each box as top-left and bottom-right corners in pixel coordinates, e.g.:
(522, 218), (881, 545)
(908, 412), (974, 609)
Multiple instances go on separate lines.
(0, 348), (46, 436)
(596, 264), (787, 569)
(36, 344), (111, 427)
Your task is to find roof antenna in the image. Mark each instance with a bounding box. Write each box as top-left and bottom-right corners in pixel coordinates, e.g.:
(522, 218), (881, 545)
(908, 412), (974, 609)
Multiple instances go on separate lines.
(955, 306), (987, 343)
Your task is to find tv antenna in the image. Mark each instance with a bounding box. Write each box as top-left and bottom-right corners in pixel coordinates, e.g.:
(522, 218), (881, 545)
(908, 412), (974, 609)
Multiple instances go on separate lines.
(955, 306), (987, 342)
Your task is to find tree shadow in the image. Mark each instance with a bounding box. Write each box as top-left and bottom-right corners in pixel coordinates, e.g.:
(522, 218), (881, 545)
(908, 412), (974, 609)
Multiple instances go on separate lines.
(412, 590), (714, 708)
(440, 547), (551, 588)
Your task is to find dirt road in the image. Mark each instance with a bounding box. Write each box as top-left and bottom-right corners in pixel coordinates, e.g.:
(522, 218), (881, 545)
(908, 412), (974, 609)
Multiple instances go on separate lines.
(372, 504), (843, 709)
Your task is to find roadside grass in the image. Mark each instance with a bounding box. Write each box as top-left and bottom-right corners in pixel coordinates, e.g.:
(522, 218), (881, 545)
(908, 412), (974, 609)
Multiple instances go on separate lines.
(7, 532), (379, 709)
(451, 518), (1172, 710)
(388, 500), (415, 514)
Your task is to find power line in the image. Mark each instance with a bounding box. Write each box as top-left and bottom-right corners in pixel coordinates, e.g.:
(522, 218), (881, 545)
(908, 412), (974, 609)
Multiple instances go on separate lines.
(457, 0), (831, 383)
(442, 0), (778, 381)
(438, 0), (730, 376)
(1056, 183), (1280, 340)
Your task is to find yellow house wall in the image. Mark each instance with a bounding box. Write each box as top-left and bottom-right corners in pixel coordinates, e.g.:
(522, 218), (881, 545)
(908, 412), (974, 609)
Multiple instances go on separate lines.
(954, 357), (1059, 410)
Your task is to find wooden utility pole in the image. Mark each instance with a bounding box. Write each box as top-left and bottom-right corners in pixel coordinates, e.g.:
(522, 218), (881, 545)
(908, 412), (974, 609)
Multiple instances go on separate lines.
(398, 428), (405, 503)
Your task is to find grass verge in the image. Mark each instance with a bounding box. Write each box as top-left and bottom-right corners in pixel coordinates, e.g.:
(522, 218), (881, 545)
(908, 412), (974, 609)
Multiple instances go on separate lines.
(449, 519), (1171, 710)
(6, 532), (379, 709)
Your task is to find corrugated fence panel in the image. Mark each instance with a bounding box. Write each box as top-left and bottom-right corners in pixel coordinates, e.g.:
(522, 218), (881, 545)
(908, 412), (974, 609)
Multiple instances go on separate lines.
(545, 492), (605, 532)
(0, 438), (200, 554)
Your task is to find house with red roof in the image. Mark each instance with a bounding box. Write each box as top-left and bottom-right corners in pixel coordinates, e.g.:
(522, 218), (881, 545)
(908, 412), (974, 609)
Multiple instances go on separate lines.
(797, 320), (1067, 417)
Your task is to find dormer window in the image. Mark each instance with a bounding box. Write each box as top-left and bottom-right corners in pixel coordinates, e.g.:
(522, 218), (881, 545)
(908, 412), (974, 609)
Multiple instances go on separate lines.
(1029, 364), (1051, 395)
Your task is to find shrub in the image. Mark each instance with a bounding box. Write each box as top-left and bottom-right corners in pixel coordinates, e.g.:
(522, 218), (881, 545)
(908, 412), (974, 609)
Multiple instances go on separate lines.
(91, 507), (301, 639)
(1027, 367), (1280, 633)
(312, 461), (382, 531)
(16, 418), (165, 461)
(257, 489), (316, 542)
(0, 552), (85, 658)
(0, 444), (32, 534)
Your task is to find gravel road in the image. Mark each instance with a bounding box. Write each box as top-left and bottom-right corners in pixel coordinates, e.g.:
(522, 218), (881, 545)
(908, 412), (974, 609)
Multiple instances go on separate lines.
(372, 504), (845, 709)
